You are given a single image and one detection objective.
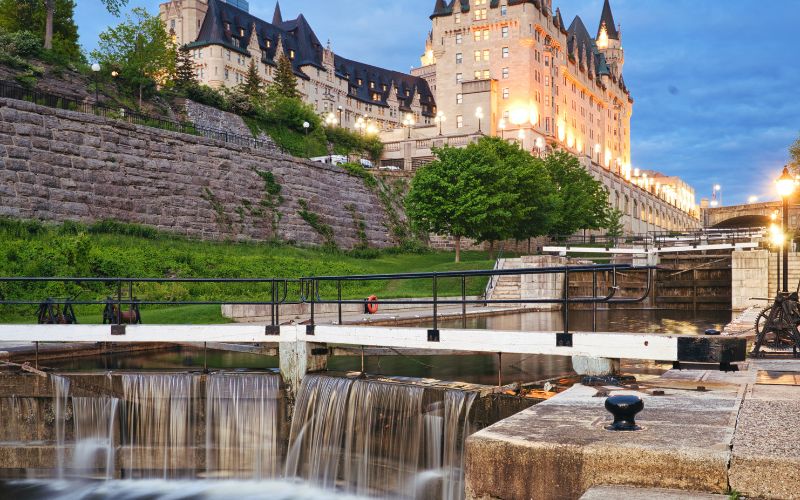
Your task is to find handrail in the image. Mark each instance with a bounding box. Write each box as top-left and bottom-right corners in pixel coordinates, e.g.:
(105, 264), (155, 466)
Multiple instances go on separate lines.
(0, 264), (655, 335)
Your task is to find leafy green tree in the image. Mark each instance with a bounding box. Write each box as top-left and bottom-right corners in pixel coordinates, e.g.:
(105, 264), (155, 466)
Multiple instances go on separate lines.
(604, 208), (625, 240)
(0, 0), (80, 61)
(544, 150), (611, 236)
(91, 7), (175, 108)
(174, 44), (197, 90)
(239, 58), (264, 102)
(43, 0), (127, 50)
(268, 53), (299, 99)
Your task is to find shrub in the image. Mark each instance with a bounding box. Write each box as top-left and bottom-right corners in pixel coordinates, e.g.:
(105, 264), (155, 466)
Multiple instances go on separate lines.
(264, 95), (321, 133)
(340, 162), (377, 188)
(184, 83), (226, 109)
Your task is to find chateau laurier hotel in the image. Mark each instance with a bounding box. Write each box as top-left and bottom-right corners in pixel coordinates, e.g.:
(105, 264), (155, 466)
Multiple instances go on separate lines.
(160, 0), (700, 232)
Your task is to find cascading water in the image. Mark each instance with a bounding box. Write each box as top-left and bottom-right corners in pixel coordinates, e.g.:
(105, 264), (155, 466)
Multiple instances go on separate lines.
(287, 374), (477, 500)
(51, 375), (70, 479)
(205, 373), (282, 479)
(71, 396), (119, 479)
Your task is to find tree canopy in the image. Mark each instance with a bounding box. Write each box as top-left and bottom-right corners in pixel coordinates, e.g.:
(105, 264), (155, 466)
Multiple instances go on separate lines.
(0, 0), (81, 61)
(174, 45), (197, 90)
(91, 7), (175, 107)
(790, 135), (800, 173)
(406, 138), (612, 261)
(268, 53), (299, 99)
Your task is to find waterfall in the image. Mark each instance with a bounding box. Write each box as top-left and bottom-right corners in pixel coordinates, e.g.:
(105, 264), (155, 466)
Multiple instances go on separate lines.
(205, 373), (282, 479)
(287, 374), (477, 500)
(51, 375), (70, 479)
(71, 396), (119, 479)
(119, 373), (199, 478)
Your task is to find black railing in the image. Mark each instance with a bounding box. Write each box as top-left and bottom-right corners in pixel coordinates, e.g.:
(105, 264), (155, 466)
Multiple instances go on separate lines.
(0, 264), (654, 336)
(547, 227), (765, 251)
(0, 81), (277, 153)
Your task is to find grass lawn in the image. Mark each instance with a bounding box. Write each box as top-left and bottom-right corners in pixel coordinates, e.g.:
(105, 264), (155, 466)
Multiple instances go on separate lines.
(0, 220), (497, 324)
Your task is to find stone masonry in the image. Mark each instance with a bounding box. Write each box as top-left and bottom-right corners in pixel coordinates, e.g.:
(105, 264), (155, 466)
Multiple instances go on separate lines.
(0, 97), (393, 248)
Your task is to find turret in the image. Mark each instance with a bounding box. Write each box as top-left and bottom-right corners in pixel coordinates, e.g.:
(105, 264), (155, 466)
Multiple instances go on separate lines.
(596, 0), (624, 75)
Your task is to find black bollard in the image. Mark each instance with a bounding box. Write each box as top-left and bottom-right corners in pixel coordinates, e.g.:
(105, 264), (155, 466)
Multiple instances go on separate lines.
(604, 394), (643, 431)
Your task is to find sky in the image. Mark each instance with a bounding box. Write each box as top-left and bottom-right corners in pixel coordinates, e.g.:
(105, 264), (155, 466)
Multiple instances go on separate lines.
(74, 0), (800, 206)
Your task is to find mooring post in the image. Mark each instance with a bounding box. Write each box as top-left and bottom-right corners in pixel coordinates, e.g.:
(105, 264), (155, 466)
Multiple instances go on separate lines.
(571, 355), (620, 376)
(279, 337), (329, 402)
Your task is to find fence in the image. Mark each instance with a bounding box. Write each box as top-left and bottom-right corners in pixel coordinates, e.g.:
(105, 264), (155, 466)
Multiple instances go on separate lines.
(0, 80), (277, 153)
(0, 264), (654, 336)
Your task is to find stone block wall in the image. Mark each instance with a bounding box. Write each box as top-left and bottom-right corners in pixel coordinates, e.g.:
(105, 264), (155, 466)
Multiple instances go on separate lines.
(731, 250), (769, 310)
(0, 98), (394, 248)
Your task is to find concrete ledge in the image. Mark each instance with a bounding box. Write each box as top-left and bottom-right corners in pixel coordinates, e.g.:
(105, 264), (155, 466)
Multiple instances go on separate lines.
(465, 384), (739, 500)
(580, 486), (728, 499)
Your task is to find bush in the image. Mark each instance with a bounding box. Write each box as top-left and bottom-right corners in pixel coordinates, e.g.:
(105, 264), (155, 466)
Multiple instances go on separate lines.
(324, 126), (384, 161)
(264, 95), (321, 133)
(340, 162), (377, 188)
(0, 29), (42, 57)
(184, 83), (226, 109)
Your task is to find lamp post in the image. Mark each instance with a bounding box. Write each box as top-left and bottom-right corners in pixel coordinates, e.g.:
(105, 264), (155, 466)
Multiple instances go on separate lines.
(712, 184), (721, 207)
(776, 166), (795, 292)
(498, 118), (506, 140)
(355, 116), (366, 135)
(475, 106), (483, 134)
(402, 113), (414, 139)
(771, 212), (781, 292)
(302, 121), (310, 158)
(337, 105), (344, 125)
(91, 63), (101, 104)
(435, 111), (445, 136)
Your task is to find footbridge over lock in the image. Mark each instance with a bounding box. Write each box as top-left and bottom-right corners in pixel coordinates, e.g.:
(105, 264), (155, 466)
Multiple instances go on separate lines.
(0, 266), (746, 394)
(704, 200), (797, 229)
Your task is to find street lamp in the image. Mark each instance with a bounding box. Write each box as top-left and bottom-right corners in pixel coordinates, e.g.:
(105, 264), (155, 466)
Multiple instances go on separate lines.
(324, 112), (337, 127)
(475, 106), (483, 134)
(748, 195), (758, 204)
(302, 121), (310, 157)
(402, 113), (414, 139)
(435, 111), (445, 136)
(534, 137), (544, 157)
(712, 184), (722, 207)
(337, 105), (344, 125)
(91, 62), (101, 104)
(498, 118), (506, 139)
(777, 165), (795, 292)
(355, 116), (366, 135)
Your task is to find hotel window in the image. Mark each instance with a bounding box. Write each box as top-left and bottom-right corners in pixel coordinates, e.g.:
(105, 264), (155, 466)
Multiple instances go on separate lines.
(501, 26), (509, 38)
(170, 19), (175, 30)
(456, 52), (463, 64)
(289, 50), (295, 59)
(482, 69), (490, 78)
(482, 29), (489, 40)
(382, 84), (387, 91)
(502, 47), (509, 58)
(372, 92), (380, 101)
(544, 76), (549, 86)
(475, 0), (487, 4)
(369, 82), (375, 89)
(501, 4), (507, 16)
(226, 50), (231, 61)
(502, 67), (509, 79)
(457, 115), (463, 128)
(455, 13), (461, 23)
(475, 8), (487, 20)
(456, 73), (463, 83)
(474, 31), (481, 42)
(502, 88), (509, 99)
(474, 70), (481, 79)
(474, 50), (481, 62)
(224, 68), (229, 80)
(232, 38), (239, 48)
(239, 27), (244, 36)
(357, 78), (363, 85)
(482, 49), (490, 61)
(224, 22), (230, 31)
(456, 33), (462, 44)
(456, 93), (463, 104)
(266, 39), (271, 48)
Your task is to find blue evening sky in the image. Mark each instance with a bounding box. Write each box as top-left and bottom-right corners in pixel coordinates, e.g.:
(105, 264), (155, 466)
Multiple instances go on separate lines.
(75, 0), (800, 205)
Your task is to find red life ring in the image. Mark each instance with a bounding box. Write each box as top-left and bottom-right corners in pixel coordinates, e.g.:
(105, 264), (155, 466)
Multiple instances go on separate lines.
(366, 295), (379, 314)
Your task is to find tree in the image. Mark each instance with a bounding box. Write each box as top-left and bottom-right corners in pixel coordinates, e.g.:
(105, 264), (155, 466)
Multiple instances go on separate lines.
(604, 208), (625, 240)
(0, 0), (80, 61)
(269, 53), (299, 99)
(174, 44), (197, 90)
(790, 135), (800, 174)
(544, 150), (611, 236)
(406, 137), (558, 262)
(43, 0), (127, 50)
(91, 7), (175, 108)
(239, 58), (264, 102)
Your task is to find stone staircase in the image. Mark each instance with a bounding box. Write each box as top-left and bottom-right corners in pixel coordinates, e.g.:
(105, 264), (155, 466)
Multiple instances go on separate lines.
(489, 273), (522, 301)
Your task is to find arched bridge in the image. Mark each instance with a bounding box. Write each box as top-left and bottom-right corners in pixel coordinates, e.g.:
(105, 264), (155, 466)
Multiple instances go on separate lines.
(704, 200), (798, 228)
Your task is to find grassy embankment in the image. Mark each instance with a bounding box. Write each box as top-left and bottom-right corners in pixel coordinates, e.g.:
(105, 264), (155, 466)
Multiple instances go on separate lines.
(0, 219), (493, 324)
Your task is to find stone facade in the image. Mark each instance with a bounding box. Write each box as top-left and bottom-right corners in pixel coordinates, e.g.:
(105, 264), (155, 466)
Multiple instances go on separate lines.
(0, 97), (394, 249)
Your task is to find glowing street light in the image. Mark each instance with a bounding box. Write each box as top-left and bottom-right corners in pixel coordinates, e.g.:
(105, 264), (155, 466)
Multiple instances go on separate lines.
(324, 112), (337, 127)
(435, 111), (446, 136)
(91, 62), (101, 103)
(748, 195), (759, 204)
(475, 107), (484, 133)
(517, 128), (525, 149)
(402, 113), (414, 139)
(776, 166), (796, 291)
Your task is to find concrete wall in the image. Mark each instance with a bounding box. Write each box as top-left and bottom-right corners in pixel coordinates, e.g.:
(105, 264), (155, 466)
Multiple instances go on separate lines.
(0, 98), (394, 249)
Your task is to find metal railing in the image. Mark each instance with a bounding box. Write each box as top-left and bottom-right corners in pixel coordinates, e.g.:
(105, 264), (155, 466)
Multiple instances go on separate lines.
(0, 264), (654, 336)
(547, 227), (766, 251)
(0, 81), (277, 153)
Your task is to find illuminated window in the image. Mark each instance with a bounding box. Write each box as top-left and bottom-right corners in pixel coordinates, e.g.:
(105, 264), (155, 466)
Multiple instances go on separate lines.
(474, 31), (481, 42)
(224, 22), (230, 31)
(502, 88), (509, 99)
(483, 49), (490, 61)
(483, 69), (490, 78)
(357, 78), (362, 85)
(265, 39), (271, 48)
(372, 92), (380, 100)
(474, 50), (481, 62)
(232, 38), (239, 48)
(239, 27), (244, 36)
(456, 73), (463, 83)
(456, 33), (462, 44)
(370, 82), (375, 89)
(474, 70), (481, 79)
(483, 29), (489, 40)
(455, 13), (461, 23)
(500, 4), (507, 16)
(475, 8), (487, 20)
(456, 52), (462, 64)
(289, 50), (295, 59)
(502, 47), (509, 58)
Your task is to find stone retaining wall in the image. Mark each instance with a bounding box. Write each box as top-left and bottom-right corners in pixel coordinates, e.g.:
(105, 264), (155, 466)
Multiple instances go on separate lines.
(0, 97), (394, 248)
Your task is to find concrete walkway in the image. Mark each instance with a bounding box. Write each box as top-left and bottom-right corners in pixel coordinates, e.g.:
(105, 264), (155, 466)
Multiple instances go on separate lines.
(465, 355), (800, 499)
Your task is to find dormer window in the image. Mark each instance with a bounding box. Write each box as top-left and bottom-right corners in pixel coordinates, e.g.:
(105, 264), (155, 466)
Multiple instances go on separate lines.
(357, 78), (363, 86)
(224, 22), (230, 31)
(405, 90), (410, 97)
(369, 81), (375, 89)
(232, 38), (239, 48)
(265, 39), (271, 48)
(382, 84), (387, 91)
(239, 27), (244, 36)
(372, 92), (380, 101)
(289, 49), (295, 59)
